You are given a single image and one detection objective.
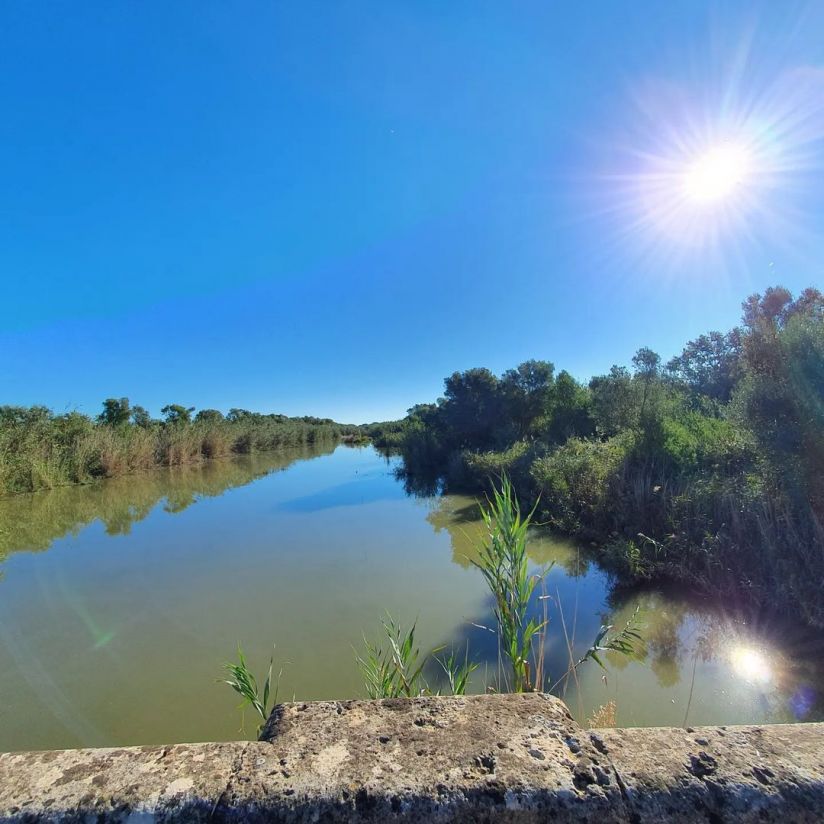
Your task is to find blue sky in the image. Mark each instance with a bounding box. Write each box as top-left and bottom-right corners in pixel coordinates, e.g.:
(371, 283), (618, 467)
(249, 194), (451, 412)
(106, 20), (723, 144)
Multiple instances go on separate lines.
(2, 2), (823, 423)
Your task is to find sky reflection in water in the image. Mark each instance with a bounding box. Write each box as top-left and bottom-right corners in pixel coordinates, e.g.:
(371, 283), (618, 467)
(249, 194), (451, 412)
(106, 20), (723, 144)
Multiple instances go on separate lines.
(0, 445), (821, 752)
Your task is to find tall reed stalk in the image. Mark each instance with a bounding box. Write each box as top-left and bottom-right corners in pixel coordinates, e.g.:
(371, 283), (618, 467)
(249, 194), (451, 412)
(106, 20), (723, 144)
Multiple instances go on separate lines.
(471, 474), (547, 692)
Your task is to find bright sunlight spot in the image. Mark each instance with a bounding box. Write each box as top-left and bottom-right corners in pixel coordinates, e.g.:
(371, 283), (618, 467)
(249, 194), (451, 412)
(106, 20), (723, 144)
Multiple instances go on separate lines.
(731, 646), (773, 684)
(683, 142), (752, 202)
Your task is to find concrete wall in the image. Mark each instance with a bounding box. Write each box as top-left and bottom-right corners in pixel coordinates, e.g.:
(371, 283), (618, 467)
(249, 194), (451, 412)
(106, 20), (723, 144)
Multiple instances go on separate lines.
(1, 694), (822, 822)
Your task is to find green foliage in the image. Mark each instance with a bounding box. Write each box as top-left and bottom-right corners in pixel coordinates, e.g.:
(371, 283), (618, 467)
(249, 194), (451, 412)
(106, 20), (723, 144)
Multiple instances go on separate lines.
(161, 404), (195, 425)
(667, 329), (742, 403)
(386, 284), (824, 628)
(222, 645), (281, 737)
(0, 402), (361, 496)
(471, 475), (547, 692)
(461, 441), (531, 491)
(98, 398), (131, 427)
(195, 409), (225, 424)
(562, 606), (645, 677)
(531, 435), (631, 533)
(356, 614), (429, 699)
(434, 646), (478, 696)
(130, 405), (153, 428)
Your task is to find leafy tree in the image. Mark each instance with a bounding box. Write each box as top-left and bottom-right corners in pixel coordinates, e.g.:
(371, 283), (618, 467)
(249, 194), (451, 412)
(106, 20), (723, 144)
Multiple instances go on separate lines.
(500, 360), (555, 438)
(666, 330), (742, 403)
(227, 408), (253, 422)
(734, 287), (824, 509)
(631, 347), (661, 423)
(98, 398), (131, 427)
(546, 370), (594, 443)
(161, 404), (195, 425)
(195, 409), (225, 424)
(590, 366), (636, 436)
(441, 368), (502, 450)
(130, 405), (152, 428)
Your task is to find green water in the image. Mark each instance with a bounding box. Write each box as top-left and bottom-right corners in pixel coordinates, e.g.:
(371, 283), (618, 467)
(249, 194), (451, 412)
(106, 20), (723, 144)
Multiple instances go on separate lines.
(0, 444), (821, 752)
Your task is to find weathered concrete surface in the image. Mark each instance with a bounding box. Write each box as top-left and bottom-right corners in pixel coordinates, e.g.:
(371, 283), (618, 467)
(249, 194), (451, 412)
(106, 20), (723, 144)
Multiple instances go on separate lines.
(1, 693), (822, 822)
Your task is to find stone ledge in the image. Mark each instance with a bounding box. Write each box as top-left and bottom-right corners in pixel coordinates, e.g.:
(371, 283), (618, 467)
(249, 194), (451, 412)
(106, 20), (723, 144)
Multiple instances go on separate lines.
(1, 694), (822, 822)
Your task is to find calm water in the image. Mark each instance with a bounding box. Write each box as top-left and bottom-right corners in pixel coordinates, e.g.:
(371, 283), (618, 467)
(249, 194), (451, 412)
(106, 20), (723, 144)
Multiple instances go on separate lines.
(1, 444), (822, 752)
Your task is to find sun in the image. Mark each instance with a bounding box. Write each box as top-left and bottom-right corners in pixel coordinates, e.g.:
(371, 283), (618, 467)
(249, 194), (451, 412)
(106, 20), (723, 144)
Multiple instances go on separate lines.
(730, 646), (773, 684)
(683, 142), (752, 202)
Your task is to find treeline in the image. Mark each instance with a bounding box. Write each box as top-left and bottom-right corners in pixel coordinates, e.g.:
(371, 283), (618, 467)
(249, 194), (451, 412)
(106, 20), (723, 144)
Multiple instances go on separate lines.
(0, 400), (360, 496)
(369, 286), (824, 627)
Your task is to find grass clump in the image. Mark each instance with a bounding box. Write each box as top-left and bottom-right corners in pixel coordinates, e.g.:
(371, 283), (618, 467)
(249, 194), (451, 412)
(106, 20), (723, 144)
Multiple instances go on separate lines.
(356, 613), (429, 699)
(222, 645), (282, 737)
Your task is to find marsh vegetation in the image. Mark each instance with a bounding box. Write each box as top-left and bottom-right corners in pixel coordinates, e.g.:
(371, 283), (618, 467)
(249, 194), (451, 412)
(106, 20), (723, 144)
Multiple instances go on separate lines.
(368, 286), (824, 628)
(0, 402), (358, 496)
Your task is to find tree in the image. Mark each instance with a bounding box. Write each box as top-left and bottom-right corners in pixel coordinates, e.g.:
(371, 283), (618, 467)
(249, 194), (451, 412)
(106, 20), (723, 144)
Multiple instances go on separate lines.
(734, 287), (824, 511)
(227, 408), (253, 423)
(590, 366), (636, 436)
(98, 398), (131, 427)
(131, 405), (152, 427)
(632, 348), (661, 422)
(666, 330), (742, 403)
(161, 404), (195, 425)
(195, 409), (224, 424)
(441, 368), (502, 450)
(501, 360), (555, 438)
(546, 370), (594, 443)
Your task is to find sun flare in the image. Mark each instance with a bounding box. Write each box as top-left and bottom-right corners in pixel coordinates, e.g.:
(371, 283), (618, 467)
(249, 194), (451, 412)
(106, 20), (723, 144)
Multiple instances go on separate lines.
(683, 142), (752, 202)
(731, 646), (773, 684)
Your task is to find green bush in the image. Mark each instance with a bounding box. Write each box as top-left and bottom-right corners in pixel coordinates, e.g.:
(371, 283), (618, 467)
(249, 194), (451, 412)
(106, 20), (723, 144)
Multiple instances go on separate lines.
(530, 435), (633, 534)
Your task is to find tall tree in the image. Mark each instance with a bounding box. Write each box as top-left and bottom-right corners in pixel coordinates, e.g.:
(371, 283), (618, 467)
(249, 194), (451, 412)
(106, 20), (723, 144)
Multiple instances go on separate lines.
(161, 404), (195, 425)
(666, 330), (742, 403)
(500, 360), (555, 438)
(98, 398), (131, 427)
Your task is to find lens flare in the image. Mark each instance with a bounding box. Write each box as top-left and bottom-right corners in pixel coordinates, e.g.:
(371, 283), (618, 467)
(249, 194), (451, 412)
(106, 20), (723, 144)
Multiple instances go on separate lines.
(683, 143), (752, 202)
(731, 646), (773, 684)
(578, 14), (824, 281)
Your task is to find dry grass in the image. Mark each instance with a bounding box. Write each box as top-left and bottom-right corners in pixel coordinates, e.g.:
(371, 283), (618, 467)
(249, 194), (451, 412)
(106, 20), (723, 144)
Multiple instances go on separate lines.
(587, 700), (616, 728)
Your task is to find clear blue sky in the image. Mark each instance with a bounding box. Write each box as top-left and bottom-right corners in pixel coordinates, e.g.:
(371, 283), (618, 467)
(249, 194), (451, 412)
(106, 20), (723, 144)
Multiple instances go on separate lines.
(2, 2), (823, 423)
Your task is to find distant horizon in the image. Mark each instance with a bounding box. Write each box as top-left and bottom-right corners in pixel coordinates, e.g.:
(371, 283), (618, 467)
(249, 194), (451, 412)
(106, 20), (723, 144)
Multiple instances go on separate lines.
(3, 2), (823, 423)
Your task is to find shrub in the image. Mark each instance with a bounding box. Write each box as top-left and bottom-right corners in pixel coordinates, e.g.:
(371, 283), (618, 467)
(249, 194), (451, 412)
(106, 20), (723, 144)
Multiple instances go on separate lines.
(530, 435), (632, 534)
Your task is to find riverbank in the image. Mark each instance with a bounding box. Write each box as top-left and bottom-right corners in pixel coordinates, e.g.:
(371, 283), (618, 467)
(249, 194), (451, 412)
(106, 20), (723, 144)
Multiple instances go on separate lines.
(0, 402), (360, 496)
(369, 286), (824, 630)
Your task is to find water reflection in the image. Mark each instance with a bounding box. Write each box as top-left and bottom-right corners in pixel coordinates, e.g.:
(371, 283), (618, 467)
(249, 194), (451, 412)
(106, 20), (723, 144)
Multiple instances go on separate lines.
(0, 445), (821, 753)
(0, 444), (335, 564)
(425, 495), (589, 576)
(423, 493), (824, 728)
(731, 647), (772, 684)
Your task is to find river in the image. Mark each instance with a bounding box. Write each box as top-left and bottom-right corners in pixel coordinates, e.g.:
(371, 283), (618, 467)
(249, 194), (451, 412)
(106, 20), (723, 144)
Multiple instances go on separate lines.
(0, 443), (821, 751)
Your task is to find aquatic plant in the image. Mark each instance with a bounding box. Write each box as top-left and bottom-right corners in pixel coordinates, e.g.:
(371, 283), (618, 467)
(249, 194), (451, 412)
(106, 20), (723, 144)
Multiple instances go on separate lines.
(356, 613), (429, 699)
(222, 645), (282, 737)
(470, 474), (547, 692)
(434, 645), (478, 696)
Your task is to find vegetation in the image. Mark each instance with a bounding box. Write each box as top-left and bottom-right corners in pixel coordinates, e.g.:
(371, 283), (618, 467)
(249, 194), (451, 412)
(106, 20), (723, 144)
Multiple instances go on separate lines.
(351, 477), (642, 700)
(227, 477), (642, 732)
(356, 614), (432, 699)
(222, 645), (282, 736)
(0, 401), (361, 496)
(370, 286), (824, 627)
(470, 476), (547, 692)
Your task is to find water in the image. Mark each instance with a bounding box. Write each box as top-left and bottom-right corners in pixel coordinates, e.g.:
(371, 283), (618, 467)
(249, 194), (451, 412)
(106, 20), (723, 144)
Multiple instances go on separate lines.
(0, 444), (821, 752)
